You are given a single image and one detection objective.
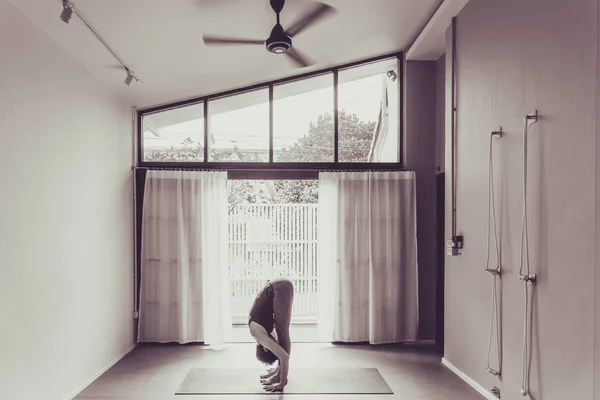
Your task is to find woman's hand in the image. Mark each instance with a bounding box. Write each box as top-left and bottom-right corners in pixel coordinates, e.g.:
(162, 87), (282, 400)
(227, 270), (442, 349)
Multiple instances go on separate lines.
(260, 372), (280, 385)
(260, 364), (279, 380)
(262, 379), (288, 392)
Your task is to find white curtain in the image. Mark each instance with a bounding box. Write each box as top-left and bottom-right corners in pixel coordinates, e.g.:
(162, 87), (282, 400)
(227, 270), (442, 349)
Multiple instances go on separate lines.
(317, 171), (419, 344)
(138, 170), (231, 345)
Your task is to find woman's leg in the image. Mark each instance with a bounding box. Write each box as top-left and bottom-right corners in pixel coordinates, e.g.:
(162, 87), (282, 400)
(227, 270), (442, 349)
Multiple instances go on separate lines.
(272, 279), (294, 356)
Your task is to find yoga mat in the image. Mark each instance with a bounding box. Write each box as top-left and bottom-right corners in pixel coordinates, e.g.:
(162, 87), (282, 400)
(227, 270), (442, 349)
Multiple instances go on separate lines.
(175, 367), (393, 395)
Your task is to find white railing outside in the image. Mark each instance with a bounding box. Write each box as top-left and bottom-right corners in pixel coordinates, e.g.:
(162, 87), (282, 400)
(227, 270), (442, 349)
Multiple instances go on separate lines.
(229, 203), (318, 323)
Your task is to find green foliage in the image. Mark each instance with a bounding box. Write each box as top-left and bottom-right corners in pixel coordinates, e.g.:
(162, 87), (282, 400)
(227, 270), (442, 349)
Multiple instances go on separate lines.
(144, 137), (233, 162)
(275, 110), (376, 163)
(274, 110), (376, 203)
(143, 109), (375, 206)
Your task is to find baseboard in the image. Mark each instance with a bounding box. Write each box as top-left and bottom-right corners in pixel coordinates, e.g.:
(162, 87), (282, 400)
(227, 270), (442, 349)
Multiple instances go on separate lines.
(63, 342), (137, 400)
(441, 358), (498, 400)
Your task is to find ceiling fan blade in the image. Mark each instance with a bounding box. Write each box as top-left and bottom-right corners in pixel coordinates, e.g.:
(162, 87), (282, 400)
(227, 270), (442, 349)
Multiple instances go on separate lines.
(103, 64), (125, 70)
(203, 35), (265, 46)
(285, 47), (314, 68)
(285, 2), (336, 37)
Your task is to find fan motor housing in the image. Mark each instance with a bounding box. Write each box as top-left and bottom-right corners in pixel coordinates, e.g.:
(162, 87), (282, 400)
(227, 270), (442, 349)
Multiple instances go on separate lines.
(266, 36), (292, 54)
(266, 23), (292, 54)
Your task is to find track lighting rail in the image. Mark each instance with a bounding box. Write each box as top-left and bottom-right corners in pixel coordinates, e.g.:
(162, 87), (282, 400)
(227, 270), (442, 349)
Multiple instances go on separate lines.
(60, 0), (140, 86)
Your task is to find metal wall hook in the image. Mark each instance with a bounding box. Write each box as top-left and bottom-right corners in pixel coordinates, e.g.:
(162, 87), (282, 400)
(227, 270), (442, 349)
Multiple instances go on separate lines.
(485, 268), (501, 277)
(518, 273), (537, 286)
(491, 127), (503, 138)
(526, 110), (538, 125)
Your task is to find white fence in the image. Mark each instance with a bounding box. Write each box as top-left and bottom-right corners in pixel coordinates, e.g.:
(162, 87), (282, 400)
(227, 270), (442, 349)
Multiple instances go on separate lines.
(229, 203), (318, 323)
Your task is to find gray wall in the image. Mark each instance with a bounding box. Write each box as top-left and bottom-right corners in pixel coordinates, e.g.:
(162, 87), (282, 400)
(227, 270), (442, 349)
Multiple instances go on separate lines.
(596, 2), (600, 396)
(435, 54), (446, 173)
(443, 0), (597, 399)
(0, 3), (134, 400)
(404, 61), (438, 340)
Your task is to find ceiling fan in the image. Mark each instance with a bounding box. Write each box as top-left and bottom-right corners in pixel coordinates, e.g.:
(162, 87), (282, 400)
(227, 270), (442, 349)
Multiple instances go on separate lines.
(202, 0), (336, 68)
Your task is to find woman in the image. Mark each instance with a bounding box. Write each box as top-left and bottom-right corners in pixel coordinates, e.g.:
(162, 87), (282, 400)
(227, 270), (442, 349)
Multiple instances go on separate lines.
(248, 277), (294, 392)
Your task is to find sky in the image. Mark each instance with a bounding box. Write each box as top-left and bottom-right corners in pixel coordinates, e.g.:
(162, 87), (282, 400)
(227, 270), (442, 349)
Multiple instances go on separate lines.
(143, 68), (397, 159)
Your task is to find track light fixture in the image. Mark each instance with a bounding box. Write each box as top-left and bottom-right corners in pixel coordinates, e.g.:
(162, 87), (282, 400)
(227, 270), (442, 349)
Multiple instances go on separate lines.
(125, 69), (140, 86)
(59, 1), (142, 87)
(386, 70), (398, 82)
(60, 0), (74, 23)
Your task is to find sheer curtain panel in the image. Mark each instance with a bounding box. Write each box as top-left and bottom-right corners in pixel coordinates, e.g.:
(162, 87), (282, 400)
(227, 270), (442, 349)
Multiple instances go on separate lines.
(138, 170), (231, 345)
(317, 171), (419, 344)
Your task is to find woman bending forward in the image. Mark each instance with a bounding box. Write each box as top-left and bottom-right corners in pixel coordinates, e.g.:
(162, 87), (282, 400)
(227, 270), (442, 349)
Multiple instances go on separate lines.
(248, 278), (294, 392)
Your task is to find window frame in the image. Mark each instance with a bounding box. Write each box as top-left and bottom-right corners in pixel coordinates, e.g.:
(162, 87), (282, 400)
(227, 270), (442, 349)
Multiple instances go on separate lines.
(137, 51), (404, 174)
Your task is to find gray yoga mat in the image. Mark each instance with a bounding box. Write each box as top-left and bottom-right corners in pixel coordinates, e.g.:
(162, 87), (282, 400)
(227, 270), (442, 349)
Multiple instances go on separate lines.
(175, 367), (393, 395)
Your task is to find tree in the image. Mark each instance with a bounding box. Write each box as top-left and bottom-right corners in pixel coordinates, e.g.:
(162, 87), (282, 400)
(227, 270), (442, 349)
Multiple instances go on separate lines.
(274, 110), (376, 203)
(142, 109), (376, 206)
(144, 140), (271, 212)
(144, 137), (231, 162)
(276, 110), (376, 163)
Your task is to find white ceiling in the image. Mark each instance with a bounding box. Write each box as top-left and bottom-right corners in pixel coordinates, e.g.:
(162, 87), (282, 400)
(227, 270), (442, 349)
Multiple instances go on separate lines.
(11, 0), (443, 109)
(407, 0), (469, 60)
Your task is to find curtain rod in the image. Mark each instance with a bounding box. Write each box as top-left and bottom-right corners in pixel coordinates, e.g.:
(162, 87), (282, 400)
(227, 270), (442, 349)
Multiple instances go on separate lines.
(131, 166), (439, 170)
(132, 167), (226, 172)
(132, 166), (438, 174)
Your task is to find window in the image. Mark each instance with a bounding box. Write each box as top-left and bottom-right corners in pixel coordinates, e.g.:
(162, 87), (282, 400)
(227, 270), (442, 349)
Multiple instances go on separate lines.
(138, 53), (402, 167)
(338, 58), (399, 162)
(142, 103), (204, 162)
(227, 179), (319, 324)
(208, 89), (269, 162)
(273, 73), (334, 162)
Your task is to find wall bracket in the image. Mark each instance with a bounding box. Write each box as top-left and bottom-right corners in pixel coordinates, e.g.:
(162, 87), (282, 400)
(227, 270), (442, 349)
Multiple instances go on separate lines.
(526, 110), (538, 125)
(518, 273), (537, 286)
(447, 235), (463, 256)
(491, 385), (501, 398)
(491, 127), (503, 138)
(485, 268), (501, 277)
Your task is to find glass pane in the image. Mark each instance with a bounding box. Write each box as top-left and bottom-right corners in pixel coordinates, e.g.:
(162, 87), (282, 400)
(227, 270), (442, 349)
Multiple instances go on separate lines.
(273, 73), (334, 162)
(338, 58), (399, 162)
(208, 89), (269, 162)
(227, 180), (319, 326)
(142, 103), (204, 162)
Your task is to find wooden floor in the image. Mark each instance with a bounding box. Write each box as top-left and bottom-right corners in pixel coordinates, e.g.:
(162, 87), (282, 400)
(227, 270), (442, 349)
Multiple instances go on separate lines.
(73, 339), (484, 400)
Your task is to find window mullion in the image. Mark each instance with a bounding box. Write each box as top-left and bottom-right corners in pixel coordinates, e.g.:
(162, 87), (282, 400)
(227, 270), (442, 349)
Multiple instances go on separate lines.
(269, 84), (274, 163)
(333, 69), (339, 163)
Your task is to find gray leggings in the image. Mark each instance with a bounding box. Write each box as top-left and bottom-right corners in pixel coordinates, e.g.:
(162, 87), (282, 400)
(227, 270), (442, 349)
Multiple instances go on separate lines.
(271, 278), (294, 356)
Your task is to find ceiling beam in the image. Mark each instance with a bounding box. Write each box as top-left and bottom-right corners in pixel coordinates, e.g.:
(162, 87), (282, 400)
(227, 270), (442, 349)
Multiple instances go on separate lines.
(406, 0), (471, 61)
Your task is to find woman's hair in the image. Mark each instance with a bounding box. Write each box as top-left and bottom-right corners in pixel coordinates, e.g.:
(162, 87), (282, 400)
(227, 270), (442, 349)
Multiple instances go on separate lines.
(255, 332), (278, 365)
(256, 344), (278, 365)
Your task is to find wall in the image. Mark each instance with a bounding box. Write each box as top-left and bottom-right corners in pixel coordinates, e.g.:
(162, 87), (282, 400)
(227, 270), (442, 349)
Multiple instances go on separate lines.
(0, 3), (134, 400)
(596, 1), (600, 396)
(444, 0), (597, 399)
(434, 54), (446, 346)
(404, 61), (438, 340)
(435, 54), (446, 173)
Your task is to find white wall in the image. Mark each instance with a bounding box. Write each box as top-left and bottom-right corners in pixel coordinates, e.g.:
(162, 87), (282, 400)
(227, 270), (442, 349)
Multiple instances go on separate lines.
(0, 3), (134, 400)
(596, 2), (600, 396)
(443, 0), (597, 399)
